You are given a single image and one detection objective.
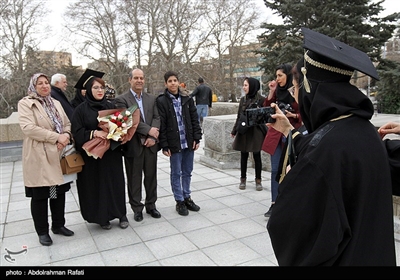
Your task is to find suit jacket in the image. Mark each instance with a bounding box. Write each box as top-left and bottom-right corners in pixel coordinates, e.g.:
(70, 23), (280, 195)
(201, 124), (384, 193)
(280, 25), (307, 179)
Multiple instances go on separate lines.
(114, 90), (160, 157)
(50, 86), (74, 121)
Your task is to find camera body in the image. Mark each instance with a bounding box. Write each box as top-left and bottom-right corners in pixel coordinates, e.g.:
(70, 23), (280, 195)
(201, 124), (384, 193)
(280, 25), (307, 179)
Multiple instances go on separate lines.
(278, 102), (294, 115)
(245, 106), (276, 126)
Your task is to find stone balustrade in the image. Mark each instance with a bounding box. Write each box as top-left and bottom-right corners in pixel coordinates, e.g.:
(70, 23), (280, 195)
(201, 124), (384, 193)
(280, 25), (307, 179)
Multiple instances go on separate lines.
(0, 112), (24, 142)
(200, 114), (271, 172)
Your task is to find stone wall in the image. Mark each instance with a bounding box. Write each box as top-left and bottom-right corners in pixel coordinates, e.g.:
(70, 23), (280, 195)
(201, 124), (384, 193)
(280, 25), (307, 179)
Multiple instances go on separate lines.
(200, 114), (271, 172)
(208, 102), (239, 117)
(0, 112), (24, 142)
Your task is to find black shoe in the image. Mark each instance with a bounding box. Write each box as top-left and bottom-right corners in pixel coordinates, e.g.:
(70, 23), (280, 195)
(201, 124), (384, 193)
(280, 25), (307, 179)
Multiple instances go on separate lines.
(176, 201), (188, 216)
(101, 222), (112, 230)
(51, 226), (74, 236)
(134, 211), (143, 222)
(184, 197), (200, 211)
(264, 204), (274, 217)
(146, 209), (161, 218)
(39, 233), (53, 246)
(119, 216), (129, 229)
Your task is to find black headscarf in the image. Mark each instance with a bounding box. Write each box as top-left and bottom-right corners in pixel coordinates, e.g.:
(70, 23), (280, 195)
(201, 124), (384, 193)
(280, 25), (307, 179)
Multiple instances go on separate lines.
(84, 77), (108, 110)
(296, 51), (374, 133)
(71, 88), (85, 108)
(245, 77), (260, 99)
(275, 63), (295, 105)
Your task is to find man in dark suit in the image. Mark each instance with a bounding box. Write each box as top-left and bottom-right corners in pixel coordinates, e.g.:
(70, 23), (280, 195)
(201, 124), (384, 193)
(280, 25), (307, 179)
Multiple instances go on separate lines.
(50, 73), (74, 120)
(114, 68), (161, 222)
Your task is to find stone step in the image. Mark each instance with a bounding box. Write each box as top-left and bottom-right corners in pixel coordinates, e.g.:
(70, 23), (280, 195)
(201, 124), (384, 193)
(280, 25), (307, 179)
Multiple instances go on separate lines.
(0, 140), (22, 162)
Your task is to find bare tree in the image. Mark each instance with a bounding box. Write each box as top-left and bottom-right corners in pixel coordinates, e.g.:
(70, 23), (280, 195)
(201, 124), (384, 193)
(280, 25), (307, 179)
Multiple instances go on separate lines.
(0, 0), (269, 118)
(0, 0), (49, 118)
(118, 0), (215, 94)
(117, 0), (162, 93)
(203, 0), (260, 102)
(64, 0), (128, 93)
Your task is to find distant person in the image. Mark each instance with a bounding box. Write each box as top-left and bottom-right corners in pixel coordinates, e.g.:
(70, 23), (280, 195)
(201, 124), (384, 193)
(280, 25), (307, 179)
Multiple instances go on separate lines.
(51, 73), (74, 120)
(230, 77), (265, 191)
(266, 27), (396, 266)
(179, 82), (190, 95)
(18, 73), (74, 246)
(71, 88), (86, 109)
(156, 70), (202, 216)
(190, 77), (212, 126)
(105, 83), (116, 103)
(114, 68), (161, 223)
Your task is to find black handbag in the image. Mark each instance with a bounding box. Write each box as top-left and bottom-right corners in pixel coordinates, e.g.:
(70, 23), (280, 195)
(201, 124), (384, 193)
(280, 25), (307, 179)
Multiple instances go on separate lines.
(236, 97), (261, 134)
(237, 113), (249, 134)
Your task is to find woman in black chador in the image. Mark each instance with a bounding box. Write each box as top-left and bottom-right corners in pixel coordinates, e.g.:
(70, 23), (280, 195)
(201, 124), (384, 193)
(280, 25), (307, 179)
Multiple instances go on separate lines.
(266, 27), (396, 266)
(71, 71), (129, 230)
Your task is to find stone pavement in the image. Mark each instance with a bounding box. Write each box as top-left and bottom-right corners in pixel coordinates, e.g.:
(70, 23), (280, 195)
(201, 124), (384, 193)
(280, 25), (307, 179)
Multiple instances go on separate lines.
(1, 145), (279, 268)
(1, 142), (399, 272)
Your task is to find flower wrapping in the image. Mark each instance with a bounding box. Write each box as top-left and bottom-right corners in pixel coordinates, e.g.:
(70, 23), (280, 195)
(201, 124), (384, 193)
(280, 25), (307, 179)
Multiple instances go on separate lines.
(82, 104), (140, 159)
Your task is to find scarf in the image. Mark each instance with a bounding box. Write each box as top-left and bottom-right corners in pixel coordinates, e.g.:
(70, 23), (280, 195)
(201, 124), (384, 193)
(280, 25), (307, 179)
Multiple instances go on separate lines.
(28, 73), (63, 133)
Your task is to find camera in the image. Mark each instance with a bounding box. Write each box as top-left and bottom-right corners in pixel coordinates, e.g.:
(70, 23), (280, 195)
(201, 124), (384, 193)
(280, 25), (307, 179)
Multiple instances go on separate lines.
(278, 102), (294, 115)
(245, 106), (276, 126)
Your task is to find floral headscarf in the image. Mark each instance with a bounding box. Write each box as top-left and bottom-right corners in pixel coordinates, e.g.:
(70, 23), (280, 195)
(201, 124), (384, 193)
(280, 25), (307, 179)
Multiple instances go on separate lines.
(28, 73), (64, 133)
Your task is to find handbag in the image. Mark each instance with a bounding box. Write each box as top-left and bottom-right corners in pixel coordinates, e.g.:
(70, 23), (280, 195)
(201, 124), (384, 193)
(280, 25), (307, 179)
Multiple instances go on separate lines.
(60, 143), (85, 175)
(236, 113), (249, 134)
(237, 96), (264, 135)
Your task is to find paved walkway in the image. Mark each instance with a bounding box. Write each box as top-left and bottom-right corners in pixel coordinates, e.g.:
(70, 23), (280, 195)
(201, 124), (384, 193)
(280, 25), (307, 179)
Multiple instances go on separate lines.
(1, 142), (399, 271)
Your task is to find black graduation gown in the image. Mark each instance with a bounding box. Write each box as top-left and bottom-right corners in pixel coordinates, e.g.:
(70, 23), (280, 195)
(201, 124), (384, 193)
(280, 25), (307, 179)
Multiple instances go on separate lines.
(71, 101), (126, 225)
(267, 116), (396, 266)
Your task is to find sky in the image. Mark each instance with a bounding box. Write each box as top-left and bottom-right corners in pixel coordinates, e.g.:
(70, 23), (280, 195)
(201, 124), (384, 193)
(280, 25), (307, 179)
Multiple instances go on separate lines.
(40, 0), (400, 68)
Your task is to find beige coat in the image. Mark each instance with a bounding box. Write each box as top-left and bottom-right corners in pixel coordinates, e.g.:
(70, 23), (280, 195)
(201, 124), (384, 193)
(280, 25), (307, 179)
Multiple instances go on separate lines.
(18, 96), (71, 187)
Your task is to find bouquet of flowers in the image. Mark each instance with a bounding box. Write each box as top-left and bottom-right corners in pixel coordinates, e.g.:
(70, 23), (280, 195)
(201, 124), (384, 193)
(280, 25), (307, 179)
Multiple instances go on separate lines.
(82, 104), (140, 159)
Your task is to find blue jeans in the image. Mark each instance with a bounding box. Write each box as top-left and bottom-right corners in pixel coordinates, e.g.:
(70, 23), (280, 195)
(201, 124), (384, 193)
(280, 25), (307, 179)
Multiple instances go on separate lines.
(196, 104), (209, 124)
(169, 148), (194, 202)
(270, 136), (286, 202)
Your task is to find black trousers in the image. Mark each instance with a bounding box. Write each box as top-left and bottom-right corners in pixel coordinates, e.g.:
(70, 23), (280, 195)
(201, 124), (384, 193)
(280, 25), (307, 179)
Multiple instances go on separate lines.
(124, 149), (158, 213)
(240, 151), (262, 180)
(30, 193), (66, 235)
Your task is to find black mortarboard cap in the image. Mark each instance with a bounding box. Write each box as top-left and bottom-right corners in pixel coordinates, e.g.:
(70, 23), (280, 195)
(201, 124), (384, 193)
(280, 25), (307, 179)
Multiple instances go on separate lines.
(301, 27), (379, 80)
(74, 68), (105, 89)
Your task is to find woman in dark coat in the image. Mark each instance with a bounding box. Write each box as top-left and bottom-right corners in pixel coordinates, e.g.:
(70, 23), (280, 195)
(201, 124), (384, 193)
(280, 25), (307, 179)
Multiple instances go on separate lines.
(231, 77), (265, 191)
(71, 74), (129, 230)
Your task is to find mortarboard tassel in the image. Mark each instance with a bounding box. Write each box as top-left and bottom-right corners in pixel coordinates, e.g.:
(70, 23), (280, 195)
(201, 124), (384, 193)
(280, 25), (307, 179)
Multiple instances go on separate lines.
(302, 51), (311, 93)
(301, 66), (311, 93)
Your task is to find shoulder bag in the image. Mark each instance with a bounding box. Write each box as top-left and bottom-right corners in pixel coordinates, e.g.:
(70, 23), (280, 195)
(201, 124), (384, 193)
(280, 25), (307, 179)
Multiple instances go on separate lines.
(60, 141), (85, 175)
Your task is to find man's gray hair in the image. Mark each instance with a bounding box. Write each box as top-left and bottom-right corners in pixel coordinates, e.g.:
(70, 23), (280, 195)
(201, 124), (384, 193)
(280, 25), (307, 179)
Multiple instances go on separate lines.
(51, 73), (66, 86)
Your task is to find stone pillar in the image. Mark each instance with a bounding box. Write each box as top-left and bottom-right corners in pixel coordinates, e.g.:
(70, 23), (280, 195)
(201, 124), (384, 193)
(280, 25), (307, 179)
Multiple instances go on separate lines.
(199, 114), (271, 171)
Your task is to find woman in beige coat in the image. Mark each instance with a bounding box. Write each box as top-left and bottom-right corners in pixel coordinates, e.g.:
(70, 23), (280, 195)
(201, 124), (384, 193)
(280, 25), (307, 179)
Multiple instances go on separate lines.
(18, 73), (74, 246)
